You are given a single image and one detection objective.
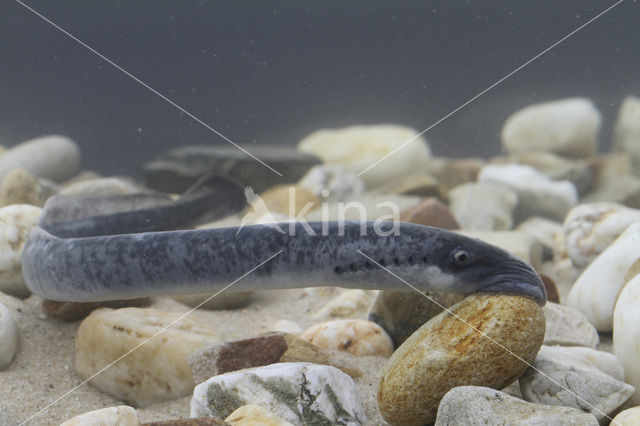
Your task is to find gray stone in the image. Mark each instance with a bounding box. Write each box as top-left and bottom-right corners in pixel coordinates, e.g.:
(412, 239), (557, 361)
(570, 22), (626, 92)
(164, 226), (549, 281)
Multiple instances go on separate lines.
(543, 302), (599, 348)
(613, 96), (640, 174)
(143, 145), (321, 194)
(0, 136), (80, 182)
(190, 362), (365, 425)
(449, 182), (517, 231)
(435, 386), (598, 425)
(536, 345), (625, 382)
(519, 349), (635, 422)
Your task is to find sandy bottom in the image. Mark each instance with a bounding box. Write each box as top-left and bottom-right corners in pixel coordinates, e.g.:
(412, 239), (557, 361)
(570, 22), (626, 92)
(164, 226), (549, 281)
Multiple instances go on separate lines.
(0, 288), (389, 426)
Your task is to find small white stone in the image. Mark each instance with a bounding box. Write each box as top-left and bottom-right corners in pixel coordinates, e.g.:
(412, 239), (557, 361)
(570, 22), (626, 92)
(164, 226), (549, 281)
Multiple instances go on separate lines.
(301, 319), (393, 357)
(0, 204), (42, 297)
(611, 406), (640, 426)
(75, 307), (219, 406)
(60, 177), (142, 196)
(225, 404), (294, 426)
(543, 302), (599, 348)
(271, 319), (304, 335)
(0, 301), (18, 370)
(479, 163), (578, 222)
(566, 222), (640, 332)
(449, 182), (517, 231)
(298, 164), (366, 202)
(59, 405), (139, 426)
(0, 135), (80, 182)
(298, 124), (431, 188)
(501, 97), (601, 158)
(190, 362), (366, 425)
(516, 217), (564, 259)
(312, 289), (378, 319)
(563, 202), (640, 267)
(613, 96), (640, 158)
(537, 345), (625, 381)
(614, 273), (640, 406)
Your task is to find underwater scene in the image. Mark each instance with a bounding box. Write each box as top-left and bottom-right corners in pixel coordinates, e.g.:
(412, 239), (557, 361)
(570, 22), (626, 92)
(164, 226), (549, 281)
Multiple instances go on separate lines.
(1, 1), (640, 425)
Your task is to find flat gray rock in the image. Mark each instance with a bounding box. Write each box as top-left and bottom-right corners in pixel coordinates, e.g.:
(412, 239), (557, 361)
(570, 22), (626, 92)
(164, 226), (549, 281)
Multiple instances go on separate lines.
(543, 302), (599, 348)
(435, 386), (598, 425)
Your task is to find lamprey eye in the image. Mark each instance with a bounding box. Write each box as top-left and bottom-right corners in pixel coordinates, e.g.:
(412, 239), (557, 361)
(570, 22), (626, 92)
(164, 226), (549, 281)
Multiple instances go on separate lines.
(453, 248), (471, 266)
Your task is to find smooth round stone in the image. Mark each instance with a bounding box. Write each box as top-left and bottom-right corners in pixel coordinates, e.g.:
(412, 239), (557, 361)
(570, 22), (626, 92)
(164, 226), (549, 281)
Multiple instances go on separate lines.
(297, 124), (432, 189)
(225, 404), (293, 425)
(611, 406), (640, 426)
(0, 204), (42, 297)
(614, 273), (640, 406)
(377, 294), (545, 425)
(433, 158), (484, 191)
(297, 164), (366, 202)
(613, 96), (640, 172)
(59, 405), (138, 426)
(567, 222), (640, 332)
(312, 289), (378, 319)
(449, 182), (517, 231)
(563, 202), (640, 267)
(0, 301), (18, 369)
(0, 135), (80, 182)
(301, 319), (394, 357)
(60, 176), (143, 196)
(368, 289), (465, 348)
(0, 169), (47, 207)
(398, 197), (459, 229)
(501, 97), (601, 158)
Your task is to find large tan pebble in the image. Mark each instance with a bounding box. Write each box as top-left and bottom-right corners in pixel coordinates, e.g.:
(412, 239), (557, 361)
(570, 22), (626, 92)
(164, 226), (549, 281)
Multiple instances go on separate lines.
(75, 307), (219, 406)
(301, 319), (393, 357)
(59, 405), (139, 426)
(312, 289), (378, 319)
(298, 124), (431, 188)
(225, 404), (294, 426)
(378, 294), (545, 425)
(0, 204), (42, 297)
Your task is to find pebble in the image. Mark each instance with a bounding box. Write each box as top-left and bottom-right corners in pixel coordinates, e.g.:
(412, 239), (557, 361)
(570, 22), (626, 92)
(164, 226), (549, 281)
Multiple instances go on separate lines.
(611, 406), (640, 426)
(479, 163), (578, 222)
(501, 97), (601, 158)
(41, 298), (151, 322)
(75, 307), (219, 406)
(143, 145), (321, 194)
(377, 294), (545, 425)
(536, 345), (625, 381)
(141, 419), (228, 426)
(0, 169), (47, 207)
(190, 362), (366, 425)
(368, 289), (465, 347)
(0, 135), (80, 182)
(0, 301), (18, 370)
(247, 185), (319, 219)
(189, 333), (335, 385)
(270, 319), (303, 335)
(225, 404), (293, 426)
(312, 289), (378, 319)
(60, 176), (144, 196)
(613, 96), (640, 172)
(300, 319), (394, 357)
(449, 182), (517, 231)
(614, 273), (640, 406)
(297, 124), (431, 188)
(0, 204), (43, 297)
(583, 173), (640, 208)
(542, 302), (599, 348)
(398, 197), (459, 229)
(59, 405), (139, 426)
(432, 158), (484, 191)
(563, 202), (640, 267)
(566, 222), (640, 332)
(516, 217), (564, 260)
(457, 229), (543, 269)
(304, 193), (421, 222)
(375, 173), (445, 199)
(435, 386), (598, 425)
(297, 164), (366, 202)
(519, 346), (635, 422)
(172, 291), (253, 311)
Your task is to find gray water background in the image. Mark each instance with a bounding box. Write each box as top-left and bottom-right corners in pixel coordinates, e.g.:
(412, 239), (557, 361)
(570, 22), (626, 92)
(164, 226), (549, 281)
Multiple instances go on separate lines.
(1, 1), (638, 176)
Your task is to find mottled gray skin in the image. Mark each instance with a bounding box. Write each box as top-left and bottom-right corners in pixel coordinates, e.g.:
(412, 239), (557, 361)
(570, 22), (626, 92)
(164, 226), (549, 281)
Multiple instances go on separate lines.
(22, 221), (546, 304)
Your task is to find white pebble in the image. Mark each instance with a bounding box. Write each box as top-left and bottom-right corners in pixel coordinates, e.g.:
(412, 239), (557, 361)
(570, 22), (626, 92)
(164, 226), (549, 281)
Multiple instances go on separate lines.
(298, 164), (366, 202)
(0, 135), (80, 182)
(614, 273), (640, 406)
(301, 319), (393, 357)
(0, 301), (18, 369)
(59, 405), (139, 426)
(613, 96), (640, 157)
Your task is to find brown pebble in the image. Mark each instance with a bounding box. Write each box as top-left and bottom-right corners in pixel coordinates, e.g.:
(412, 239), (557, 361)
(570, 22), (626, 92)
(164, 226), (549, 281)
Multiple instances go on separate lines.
(399, 197), (459, 229)
(539, 273), (560, 303)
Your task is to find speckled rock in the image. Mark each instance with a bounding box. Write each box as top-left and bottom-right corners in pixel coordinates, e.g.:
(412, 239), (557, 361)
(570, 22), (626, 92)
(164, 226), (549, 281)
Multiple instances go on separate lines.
(60, 176), (143, 196)
(41, 298), (151, 322)
(399, 197), (459, 229)
(0, 169), (47, 207)
(172, 291), (253, 310)
(368, 289), (465, 347)
(0, 135), (80, 182)
(478, 163), (578, 222)
(0, 301), (18, 370)
(519, 346), (635, 422)
(449, 182), (517, 231)
(298, 124), (431, 188)
(614, 273), (640, 406)
(225, 404), (293, 426)
(298, 164), (366, 202)
(611, 406), (640, 426)
(563, 202), (640, 267)
(613, 96), (640, 173)
(59, 405), (139, 426)
(542, 302), (599, 348)
(190, 362), (365, 425)
(75, 307), (219, 407)
(312, 289), (378, 319)
(378, 294), (545, 425)
(566, 222), (640, 332)
(301, 319), (393, 357)
(435, 386), (598, 425)
(0, 204), (42, 297)
(501, 97), (601, 158)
